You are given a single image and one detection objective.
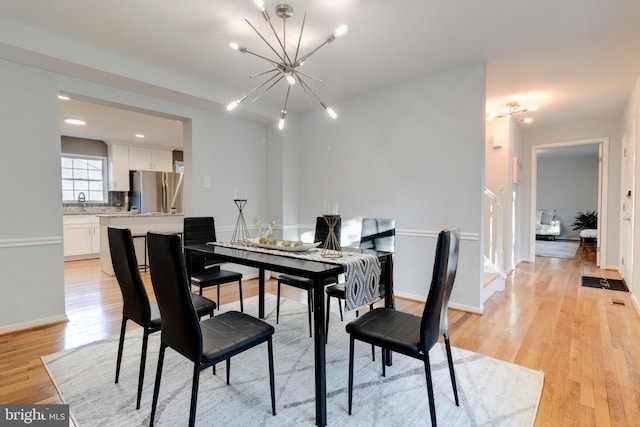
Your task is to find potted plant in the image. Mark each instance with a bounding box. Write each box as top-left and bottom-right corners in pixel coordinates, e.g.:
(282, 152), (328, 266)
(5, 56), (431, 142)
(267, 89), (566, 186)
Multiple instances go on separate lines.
(572, 210), (597, 230)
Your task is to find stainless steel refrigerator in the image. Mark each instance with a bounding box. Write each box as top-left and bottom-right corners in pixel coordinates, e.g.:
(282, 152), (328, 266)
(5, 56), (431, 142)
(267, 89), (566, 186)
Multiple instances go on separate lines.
(130, 171), (184, 214)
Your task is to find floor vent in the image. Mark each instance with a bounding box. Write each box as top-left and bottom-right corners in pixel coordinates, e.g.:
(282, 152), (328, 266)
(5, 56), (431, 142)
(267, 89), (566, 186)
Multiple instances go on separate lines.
(611, 298), (626, 306)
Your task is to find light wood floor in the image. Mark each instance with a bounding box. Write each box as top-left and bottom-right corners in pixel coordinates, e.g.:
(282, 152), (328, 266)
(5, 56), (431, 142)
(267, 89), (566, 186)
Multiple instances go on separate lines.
(1, 250), (639, 426)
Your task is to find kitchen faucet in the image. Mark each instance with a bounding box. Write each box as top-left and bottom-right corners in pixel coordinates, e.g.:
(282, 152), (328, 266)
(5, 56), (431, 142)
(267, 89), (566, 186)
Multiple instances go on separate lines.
(78, 192), (86, 211)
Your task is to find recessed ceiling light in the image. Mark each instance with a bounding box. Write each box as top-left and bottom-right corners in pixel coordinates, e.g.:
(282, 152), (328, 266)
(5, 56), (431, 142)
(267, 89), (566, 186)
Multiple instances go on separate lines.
(135, 134), (145, 138)
(58, 95), (70, 100)
(64, 118), (86, 126)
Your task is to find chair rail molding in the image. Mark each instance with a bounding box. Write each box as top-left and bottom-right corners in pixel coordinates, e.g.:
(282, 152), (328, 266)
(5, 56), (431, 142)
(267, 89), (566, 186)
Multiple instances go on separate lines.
(0, 236), (62, 248)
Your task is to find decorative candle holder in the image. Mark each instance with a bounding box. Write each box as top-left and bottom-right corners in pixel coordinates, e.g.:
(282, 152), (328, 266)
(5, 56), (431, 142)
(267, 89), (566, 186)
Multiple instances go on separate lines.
(321, 214), (342, 258)
(231, 199), (250, 244)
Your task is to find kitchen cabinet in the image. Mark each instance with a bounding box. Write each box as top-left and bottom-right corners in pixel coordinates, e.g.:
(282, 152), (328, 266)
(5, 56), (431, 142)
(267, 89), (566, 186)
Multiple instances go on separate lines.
(63, 215), (100, 259)
(108, 144), (130, 191)
(129, 146), (173, 172)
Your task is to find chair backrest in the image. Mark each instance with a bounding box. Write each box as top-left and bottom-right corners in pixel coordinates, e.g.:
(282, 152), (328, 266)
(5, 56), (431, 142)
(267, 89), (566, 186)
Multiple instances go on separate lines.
(147, 232), (202, 362)
(184, 217), (217, 246)
(420, 228), (460, 351)
(359, 218), (395, 252)
(314, 216), (341, 245)
(184, 217), (217, 272)
(108, 227), (152, 325)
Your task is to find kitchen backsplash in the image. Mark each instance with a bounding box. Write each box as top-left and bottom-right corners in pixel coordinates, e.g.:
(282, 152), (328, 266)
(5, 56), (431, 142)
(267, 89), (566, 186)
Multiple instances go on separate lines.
(63, 191), (128, 215)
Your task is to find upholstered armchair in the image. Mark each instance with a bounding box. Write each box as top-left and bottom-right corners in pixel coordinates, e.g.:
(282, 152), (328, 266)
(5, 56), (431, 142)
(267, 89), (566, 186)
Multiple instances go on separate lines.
(536, 209), (561, 239)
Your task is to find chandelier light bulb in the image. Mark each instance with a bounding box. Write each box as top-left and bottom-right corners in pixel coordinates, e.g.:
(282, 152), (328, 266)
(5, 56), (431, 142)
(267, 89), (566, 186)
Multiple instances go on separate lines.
(254, 0), (265, 10)
(320, 102), (337, 119)
(487, 113), (497, 120)
(523, 117), (533, 123)
(529, 105), (539, 111)
(278, 110), (286, 130)
(226, 100), (239, 111)
(229, 42), (239, 50)
(285, 73), (296, 85)
(334, 25), (348, 37)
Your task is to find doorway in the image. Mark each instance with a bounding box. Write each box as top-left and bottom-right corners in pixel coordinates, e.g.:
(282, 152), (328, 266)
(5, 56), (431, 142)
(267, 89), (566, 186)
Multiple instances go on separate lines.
(529, 137), (609, 267)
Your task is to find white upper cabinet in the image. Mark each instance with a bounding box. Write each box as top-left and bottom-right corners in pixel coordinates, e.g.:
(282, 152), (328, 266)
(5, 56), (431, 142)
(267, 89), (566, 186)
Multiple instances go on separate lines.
(108, 144), (130, 191)
(129, 146), (173, 172)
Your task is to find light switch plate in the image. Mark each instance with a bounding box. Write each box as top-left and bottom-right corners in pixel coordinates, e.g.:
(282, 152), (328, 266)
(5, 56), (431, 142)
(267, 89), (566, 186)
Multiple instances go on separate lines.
(203, 176), (211, 188)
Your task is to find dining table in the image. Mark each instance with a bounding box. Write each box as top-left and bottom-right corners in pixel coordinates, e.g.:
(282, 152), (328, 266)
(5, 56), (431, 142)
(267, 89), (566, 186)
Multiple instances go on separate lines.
(183, 242), (394, 426)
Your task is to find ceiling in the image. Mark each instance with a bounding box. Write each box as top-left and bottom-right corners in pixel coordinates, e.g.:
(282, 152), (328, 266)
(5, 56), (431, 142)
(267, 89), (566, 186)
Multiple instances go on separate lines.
(4, 0), (640, 149)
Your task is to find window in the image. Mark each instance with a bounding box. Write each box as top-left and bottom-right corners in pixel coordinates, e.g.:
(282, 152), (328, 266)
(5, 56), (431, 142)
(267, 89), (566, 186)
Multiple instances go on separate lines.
(61, 155), (107, 202)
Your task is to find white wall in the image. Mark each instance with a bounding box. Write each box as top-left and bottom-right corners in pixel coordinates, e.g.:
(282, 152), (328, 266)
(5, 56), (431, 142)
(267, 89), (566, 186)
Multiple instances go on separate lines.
(0, 59), (66, 332)
(287, 62), (487, 312)
(0, 58), (272, 331)
(521, 116), (622, 268)
(622, 73), (640, 297)
(537, 154), (599, 238)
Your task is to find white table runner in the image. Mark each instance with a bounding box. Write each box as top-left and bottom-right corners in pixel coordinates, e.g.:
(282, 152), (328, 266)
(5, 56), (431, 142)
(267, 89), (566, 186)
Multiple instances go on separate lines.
(210, 242), (381, 311)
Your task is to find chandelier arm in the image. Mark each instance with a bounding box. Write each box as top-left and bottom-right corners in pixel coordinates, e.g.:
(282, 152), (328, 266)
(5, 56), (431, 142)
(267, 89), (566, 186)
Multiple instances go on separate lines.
(242, 48), (283, 68)
(245, 18), (287, 64)
(250, 68), (279, 79)
(296, 77), (316, 107)
(297, 76), (324, 104)
(292, 11), (307, 66)
(292, 69), (322, 83)
(252, 75), (285, 103)
(240, 72), (282, 101)
(282, 85), (291, 113)
(262, 13), (293, 66)
(295, 38), (332, 67)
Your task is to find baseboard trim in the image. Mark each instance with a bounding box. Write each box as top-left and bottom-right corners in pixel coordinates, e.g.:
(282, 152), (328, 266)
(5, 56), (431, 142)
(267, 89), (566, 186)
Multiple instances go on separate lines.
(394, 290), (484, 315)
(0, 314), (68, 336)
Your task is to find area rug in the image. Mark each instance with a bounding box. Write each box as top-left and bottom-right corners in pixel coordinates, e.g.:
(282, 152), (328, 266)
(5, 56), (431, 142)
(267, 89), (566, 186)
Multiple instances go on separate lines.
(581, 276), (628, 292)
(535, 240), (579, 258)
(42, 295), (544, 426)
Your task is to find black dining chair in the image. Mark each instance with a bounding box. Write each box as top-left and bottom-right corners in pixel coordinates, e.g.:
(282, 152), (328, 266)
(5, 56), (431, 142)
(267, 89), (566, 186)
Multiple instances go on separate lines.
(346, 228), (460, 427)
(147, 232), (276, 427)
(184, 217), (244, 312)
(108, 227), (216, 410)
(276, 216), (341, 337)
(325, 218), (395, 343)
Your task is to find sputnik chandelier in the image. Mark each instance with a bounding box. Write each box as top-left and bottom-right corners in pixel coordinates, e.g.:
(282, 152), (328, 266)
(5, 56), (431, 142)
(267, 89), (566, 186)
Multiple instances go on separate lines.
(487, 101), (538, 124)
(226, 0), (347, 130)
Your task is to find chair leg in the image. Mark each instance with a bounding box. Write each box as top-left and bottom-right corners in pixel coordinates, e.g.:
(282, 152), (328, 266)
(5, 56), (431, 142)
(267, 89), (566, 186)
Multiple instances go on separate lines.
(444, 332), (459, 406)
(115, 317), (127, 384)
(307, 289), (313, 338)
(381, 346), (386, 377)
(348, 336), (355, 415)
(226, 358), (231, 385)
(189, 363), (201, 427)
(136, 328), (151, 410)
(338, 299), (344, 321)
(217, 285), (221, 310)
(276, 281), (281, 324)
(199, 286), (203, 296)
(150, 344), (166, 427)
(268, 338), (276, 415)
(424, 353), (437, 427)
(238, 279), (244, 313)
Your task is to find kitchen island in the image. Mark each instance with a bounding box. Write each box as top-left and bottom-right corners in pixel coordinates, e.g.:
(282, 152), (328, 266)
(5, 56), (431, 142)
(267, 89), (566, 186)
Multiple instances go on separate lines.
(98, 213), (184, 275)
